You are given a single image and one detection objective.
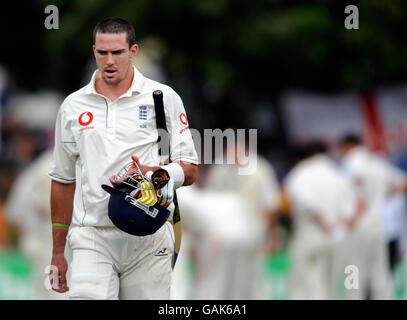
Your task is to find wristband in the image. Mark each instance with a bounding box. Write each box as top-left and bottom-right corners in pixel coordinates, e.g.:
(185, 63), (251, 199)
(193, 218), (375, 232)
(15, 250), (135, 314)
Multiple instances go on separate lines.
(161, 162), (185, 189)
(145, 170), (153, 181)
(52, 222), (70, 229)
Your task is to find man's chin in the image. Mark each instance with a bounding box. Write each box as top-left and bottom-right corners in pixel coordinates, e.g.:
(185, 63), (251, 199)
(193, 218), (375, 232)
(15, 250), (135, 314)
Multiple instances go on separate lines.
(102, 76), (121, 86)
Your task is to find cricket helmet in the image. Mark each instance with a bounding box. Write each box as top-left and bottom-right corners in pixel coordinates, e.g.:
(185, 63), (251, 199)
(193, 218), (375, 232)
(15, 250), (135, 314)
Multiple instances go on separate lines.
(101, 161), (171, 236)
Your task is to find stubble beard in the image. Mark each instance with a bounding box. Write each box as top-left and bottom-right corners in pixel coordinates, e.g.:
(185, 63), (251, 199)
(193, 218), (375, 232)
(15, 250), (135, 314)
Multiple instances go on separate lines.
(102, 62), (131, 86)
(102, 74), (122, 86)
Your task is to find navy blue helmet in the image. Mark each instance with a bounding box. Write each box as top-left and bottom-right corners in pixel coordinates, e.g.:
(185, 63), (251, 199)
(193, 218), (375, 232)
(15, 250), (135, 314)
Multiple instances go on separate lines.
(101, 162), (171, 236)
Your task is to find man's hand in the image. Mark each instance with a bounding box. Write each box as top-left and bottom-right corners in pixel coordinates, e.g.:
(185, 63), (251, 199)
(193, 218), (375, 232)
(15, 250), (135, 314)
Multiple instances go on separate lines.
(50, 252), (69, 293)
(130, 155), (157, 175)
(109, 155), (160, 186)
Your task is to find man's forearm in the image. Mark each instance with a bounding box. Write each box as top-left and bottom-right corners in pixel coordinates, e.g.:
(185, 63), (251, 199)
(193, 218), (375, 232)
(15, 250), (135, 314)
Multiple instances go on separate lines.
(312, 211), (332, 233)
(51, 180), (75, 254)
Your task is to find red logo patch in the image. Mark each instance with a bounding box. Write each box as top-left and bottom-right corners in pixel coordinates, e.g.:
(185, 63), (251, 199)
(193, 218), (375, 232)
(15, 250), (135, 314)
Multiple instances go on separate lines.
(79, 112), (94, 126)
(179, 113), (188, 126)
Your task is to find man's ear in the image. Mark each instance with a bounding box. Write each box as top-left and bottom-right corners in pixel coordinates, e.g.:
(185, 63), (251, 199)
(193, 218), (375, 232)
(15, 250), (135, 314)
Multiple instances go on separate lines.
(130, 44), (138, 59)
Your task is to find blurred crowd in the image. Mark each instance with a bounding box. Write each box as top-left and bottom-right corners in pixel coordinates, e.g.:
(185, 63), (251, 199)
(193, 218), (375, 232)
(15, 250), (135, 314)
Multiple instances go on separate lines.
(172, 137), (407, 300)
(0, 53), (407, 300)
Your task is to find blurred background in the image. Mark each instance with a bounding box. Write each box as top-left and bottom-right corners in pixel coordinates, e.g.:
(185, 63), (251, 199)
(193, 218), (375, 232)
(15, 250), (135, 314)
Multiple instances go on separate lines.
(0, 0), (407, 299)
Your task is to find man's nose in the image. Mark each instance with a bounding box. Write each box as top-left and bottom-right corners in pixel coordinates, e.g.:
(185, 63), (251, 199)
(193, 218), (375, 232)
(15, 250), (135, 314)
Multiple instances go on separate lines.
(106, 53), (114, 65)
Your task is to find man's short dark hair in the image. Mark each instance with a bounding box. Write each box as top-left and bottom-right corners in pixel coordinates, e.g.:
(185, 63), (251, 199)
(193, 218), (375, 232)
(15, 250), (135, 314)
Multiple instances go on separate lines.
(303, 140), (327, 158)
(340, 133), (362, 145)
(93, 17), (136, 48)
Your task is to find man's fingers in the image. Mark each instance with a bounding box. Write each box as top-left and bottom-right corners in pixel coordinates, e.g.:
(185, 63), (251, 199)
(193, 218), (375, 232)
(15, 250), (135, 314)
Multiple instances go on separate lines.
(131, 155), (151, 175)
(131, 155), (144, 170)
(48, 262), (69, 293)
(131, 155), (139, 164)
(53, 285), (68, 293)
(131, 155), (148, 174)
(110, 175), (120, 185)
(51, 274), (69, 293)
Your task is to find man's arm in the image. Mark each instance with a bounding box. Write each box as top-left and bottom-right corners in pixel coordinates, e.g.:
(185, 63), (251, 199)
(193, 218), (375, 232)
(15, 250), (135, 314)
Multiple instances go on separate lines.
(264, 208), (281, 255)
(311, 211), (333, 234)
(50, 180), (75, 293)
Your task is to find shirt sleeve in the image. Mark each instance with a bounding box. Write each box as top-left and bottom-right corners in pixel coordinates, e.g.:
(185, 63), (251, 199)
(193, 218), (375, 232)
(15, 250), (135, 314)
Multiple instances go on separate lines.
(165, 89), (198, 165)
(48, 103), (78, 183)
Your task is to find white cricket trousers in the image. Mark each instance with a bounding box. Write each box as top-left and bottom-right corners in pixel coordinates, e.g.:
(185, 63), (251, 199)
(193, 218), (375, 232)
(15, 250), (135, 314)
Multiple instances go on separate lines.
(67, 221), (174, 300)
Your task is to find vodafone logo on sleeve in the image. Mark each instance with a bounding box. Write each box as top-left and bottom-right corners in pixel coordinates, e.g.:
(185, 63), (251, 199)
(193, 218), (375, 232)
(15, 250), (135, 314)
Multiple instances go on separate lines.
(179, 113), (189, 134)
(78, 112), (94, 131)
(179, 113), (188, 125)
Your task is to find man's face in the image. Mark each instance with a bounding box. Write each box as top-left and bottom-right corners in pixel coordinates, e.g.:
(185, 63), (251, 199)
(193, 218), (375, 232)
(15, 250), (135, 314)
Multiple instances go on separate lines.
(93, 32), (138, 86)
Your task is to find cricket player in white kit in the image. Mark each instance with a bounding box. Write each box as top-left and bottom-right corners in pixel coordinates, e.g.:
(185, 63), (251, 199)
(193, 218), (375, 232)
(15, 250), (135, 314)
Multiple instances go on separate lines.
(284, 142), (362, 300)
(48, 17), (198, 300)
(339, 134), (407, 300)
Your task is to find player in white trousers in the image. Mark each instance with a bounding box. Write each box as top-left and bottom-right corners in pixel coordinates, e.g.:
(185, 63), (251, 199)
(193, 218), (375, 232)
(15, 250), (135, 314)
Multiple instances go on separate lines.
(48, 17), (198, 300)
(339, 134), (407, 299)
(284, 142), (362, 300)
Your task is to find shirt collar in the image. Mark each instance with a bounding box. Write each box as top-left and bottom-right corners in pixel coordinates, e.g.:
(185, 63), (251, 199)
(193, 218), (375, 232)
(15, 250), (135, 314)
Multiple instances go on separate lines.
(84, 65), (143, 96)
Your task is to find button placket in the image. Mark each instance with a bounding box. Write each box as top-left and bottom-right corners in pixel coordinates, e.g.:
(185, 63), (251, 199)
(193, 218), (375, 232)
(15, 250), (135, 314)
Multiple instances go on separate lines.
(108, 102), (116, 139)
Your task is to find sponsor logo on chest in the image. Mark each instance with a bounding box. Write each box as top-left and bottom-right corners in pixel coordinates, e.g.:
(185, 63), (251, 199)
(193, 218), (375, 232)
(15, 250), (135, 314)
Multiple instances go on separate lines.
(78, 111), (95, 131)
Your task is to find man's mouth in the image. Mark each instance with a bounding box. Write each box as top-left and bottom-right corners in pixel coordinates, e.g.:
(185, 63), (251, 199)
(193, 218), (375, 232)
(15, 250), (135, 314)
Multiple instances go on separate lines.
(104, 69), (117, 77)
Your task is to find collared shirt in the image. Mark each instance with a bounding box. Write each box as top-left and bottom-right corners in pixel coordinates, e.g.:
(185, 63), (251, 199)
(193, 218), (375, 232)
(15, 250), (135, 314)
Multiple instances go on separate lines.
(48, 66), (198, 227)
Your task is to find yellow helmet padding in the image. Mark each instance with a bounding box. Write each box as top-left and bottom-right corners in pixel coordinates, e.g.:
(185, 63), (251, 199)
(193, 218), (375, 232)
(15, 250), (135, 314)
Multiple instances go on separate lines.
(138, 181), (158, 206)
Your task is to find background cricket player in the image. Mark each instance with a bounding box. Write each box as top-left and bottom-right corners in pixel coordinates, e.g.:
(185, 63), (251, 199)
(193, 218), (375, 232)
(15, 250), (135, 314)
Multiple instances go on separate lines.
(284, 141), (363, 299)
(339, 134), (407, 299)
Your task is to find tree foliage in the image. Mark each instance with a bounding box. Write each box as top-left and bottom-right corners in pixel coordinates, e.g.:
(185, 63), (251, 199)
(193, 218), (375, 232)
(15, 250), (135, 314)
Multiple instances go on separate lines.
(2, 0), (407, 122)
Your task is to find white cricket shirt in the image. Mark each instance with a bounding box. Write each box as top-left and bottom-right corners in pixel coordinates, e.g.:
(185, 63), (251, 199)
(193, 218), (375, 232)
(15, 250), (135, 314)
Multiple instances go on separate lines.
(204, 156), (281, 246)
(48, 66), (198, 227)
(284, 154), (357, 240)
